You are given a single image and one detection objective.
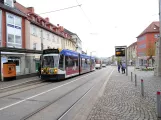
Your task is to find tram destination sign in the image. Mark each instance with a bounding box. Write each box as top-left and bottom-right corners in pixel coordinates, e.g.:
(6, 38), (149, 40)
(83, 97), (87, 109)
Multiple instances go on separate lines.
(43, 49), (60, 54)
(115, 46), (126, 57)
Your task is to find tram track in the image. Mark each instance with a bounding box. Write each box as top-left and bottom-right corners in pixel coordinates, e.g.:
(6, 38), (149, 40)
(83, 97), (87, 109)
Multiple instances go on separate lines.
(0, 80), (50, 99)
(20, 68), (111, 120)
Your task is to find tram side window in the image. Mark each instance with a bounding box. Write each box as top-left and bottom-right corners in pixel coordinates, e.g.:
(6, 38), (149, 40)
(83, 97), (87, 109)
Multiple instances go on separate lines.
(59, 55), (64, 70)
(65, 56), (78, 68)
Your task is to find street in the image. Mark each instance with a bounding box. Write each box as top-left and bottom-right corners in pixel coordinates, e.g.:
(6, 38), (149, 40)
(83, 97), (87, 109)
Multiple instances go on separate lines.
(0, 66), (113, 120)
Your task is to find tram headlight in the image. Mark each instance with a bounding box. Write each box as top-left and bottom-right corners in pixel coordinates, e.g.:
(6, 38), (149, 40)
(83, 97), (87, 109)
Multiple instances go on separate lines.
(53, 68), (58, 74)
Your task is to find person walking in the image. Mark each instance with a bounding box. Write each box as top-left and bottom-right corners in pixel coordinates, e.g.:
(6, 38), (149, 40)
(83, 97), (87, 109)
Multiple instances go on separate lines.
(118, 63), (121, 73)
(122, 62), (126, 74)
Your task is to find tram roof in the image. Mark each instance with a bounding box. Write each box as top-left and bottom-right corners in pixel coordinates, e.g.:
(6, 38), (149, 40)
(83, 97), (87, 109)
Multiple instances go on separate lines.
(60, 49), (79, 57)
(80, 54), (90, 59)
(91, 56), (95, 60)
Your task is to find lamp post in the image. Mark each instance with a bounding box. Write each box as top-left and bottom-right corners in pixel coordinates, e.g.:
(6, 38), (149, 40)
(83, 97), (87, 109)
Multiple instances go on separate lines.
(90, 51), (96, 56)
(157, 0), (161, 76)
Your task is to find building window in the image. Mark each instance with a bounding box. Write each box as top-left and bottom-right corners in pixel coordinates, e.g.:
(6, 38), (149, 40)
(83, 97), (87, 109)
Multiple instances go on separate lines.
(32, 17), (36, 22)
(33, 26), (37, 36)
(8, 34), (14, 42)
(138, 36), (145, 41)
(33, 43), (37, 50)
(15, 17), (21, 27)
(47, 33), (50, 41)
(6, 13), (22, 48)
(155, 34), (159, 38)
(138, 44), (146, 49)
(37, 28), (41, 38)
(50, 26), (53, 30)
(8, 57), (20, 73)
(57, 38), (59, 43)
(4, 0), (14, 7)
(52, 35), (55, 42)
(138, 52), (145, 56)
(43, 30), (46, 39)
(7, 14), (14, 24)
(15, 35), (21, 44)
(30, 25), (33, 34)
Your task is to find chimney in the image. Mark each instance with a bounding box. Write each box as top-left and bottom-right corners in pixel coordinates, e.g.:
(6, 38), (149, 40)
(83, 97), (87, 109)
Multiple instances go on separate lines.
(45, 17), (49, 22)
(27, 7), (34, 13)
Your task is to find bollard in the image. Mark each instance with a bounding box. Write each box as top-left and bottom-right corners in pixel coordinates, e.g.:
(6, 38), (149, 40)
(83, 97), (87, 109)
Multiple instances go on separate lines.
(141, 79), (144, 97)
(157, 91), (161, 118)
(135, 74), (137, 86)
(131, 72), (133, 81)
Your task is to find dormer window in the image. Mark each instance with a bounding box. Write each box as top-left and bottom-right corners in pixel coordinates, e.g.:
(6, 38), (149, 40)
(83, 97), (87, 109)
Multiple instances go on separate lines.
(42, 21), (45, 26)
(4, 0), (14, 7)
(50, 26), (53, 30)
(32, 16), (36, 22)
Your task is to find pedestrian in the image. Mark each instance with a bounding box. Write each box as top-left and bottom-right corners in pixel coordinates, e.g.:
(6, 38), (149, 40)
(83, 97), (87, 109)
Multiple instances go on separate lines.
(122, 62), (126, 74)
(38, 64), (41, 78)
(118, 63), (121, 73)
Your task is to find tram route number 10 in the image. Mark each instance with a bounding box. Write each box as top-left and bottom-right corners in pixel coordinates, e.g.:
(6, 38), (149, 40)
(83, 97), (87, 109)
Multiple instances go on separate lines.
(115, 47), (125, 57)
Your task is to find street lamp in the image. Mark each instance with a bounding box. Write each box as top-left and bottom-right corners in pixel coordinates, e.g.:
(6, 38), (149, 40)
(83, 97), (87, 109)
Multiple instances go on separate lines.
(90, 51), (96, 56)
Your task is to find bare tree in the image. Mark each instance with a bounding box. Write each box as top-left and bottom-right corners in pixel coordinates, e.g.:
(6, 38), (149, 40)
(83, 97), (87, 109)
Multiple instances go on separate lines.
(146, 41), (156, 66)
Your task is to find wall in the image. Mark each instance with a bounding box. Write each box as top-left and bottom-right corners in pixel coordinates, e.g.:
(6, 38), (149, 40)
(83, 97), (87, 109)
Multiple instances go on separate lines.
(146, 33), (158, 56)
(71, 34), (82, 53)
(137, 34), (147, 57)
(29, 24), (63, 50)
(0, 9), (29, 76)
(64, 39), (75, 51)
(137, 33), (159, 57)
(25, 20), (30, 49)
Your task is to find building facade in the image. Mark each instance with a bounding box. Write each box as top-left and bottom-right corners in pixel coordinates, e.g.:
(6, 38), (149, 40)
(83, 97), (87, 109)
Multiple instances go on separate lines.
(136, 21), (159, 67)
(0, 0), (80, 79)
(0, 0), (28, 76)
(127, 42), (137, 66)
(15, 3), (77, 73)
(71, 34), (82, 53)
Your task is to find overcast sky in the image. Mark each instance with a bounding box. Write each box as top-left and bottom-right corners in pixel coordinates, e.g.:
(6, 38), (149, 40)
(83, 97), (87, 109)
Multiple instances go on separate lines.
(17, 0), (159, 57)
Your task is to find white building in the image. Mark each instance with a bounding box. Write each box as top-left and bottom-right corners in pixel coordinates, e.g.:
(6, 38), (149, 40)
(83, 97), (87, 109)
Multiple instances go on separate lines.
(71, 34), (82, 53)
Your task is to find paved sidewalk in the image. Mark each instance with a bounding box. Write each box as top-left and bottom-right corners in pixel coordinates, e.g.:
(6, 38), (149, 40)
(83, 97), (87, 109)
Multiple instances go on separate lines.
(0, 76), (40, 89)
(87, 67), (159, 120)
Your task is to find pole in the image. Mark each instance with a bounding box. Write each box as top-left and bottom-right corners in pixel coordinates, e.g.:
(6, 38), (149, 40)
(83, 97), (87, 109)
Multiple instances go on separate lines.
(141, 79), (144, 97)
(135, 74), (137, 86)
(131, 72), (133, 81)
(157, 0), (161, 76)
(125, 46), (128, 76)
(157, 91), (161, 118)
(0, 51), (2, 81)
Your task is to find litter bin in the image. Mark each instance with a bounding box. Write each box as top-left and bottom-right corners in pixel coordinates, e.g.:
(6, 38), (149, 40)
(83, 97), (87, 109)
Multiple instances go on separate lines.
(3, 62), (16, 81)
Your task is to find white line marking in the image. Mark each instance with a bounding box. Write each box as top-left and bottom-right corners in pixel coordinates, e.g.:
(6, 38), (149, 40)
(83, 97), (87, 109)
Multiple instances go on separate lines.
(0, 69), (106, 111)
(98, 68), (115, 97)
(58, 68), (114, 120)
(0, 78), (39, 90)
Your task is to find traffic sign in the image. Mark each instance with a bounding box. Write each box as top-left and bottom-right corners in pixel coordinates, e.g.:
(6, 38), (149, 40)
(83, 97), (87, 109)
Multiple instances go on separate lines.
(115, 46), (126, 57)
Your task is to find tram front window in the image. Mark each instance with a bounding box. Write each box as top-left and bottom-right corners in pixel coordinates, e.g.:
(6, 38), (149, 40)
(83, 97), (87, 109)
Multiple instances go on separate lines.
(42, 55), (59, 68)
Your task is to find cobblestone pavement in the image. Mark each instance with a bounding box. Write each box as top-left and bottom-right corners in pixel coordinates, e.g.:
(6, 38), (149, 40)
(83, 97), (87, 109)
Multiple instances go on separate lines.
(87, 67), (160, 120)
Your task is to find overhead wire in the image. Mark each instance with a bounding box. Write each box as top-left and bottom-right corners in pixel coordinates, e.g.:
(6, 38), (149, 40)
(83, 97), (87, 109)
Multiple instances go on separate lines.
(75, 0), (92, 25)
(38, 4), (82, 15)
